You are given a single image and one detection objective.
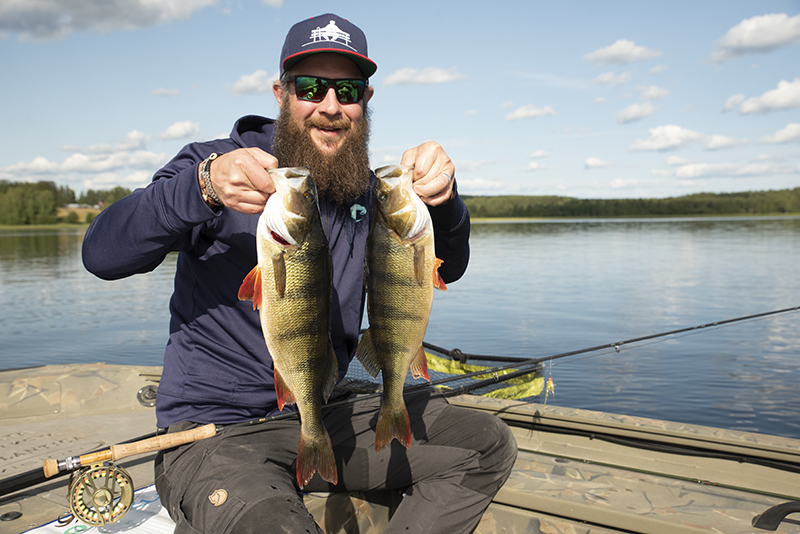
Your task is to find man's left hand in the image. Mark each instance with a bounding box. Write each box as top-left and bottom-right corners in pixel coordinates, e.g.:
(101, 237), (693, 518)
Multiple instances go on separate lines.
(401, 141), (455, 207)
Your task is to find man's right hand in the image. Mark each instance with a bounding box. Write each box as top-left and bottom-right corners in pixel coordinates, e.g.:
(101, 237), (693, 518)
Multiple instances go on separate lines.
(206, 148), (278, 214)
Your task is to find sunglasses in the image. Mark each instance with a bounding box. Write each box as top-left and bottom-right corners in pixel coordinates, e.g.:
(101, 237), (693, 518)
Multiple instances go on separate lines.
(285, 75), (368, 104)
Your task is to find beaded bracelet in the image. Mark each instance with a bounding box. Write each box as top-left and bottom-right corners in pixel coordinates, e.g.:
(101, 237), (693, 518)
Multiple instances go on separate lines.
(199, 153), (223, 208)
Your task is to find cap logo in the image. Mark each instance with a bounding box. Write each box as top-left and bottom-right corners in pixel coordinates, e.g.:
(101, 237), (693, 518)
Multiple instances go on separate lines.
(305, 21), (355, 51)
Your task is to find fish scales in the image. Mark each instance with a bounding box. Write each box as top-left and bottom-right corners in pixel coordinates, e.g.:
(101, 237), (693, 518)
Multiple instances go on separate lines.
(238, 167), (338, 489)
(356, 164), (446, 451)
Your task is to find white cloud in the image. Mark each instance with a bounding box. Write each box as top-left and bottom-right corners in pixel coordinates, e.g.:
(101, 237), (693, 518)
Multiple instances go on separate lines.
(584, 39), (662, 65)
(529, 150), (549, 159)
(504, 104), (556, 121)
(153, 88), (180, 97)
(0, 150), (167, 183)
(610, 179), (638, 188)
(651, 169), (673, 177)
(705, 134), (748, 150)
(629, 125), (705, 151)
(761, 123), (800, 143)
(384, 67), (465, 86)
(723, 93), (745, 112)
(738, 78), (800, 114)
(522, 161), (550, 172)
(639, 85), (670, 100)
(231, 70), (278, 96)
(88, 130), (150, 153)
(650, 64), (668, 74)
(0, 0), (216, 41)
(712, 13), (800, 63)
(666, 156), (692, 166)
(673, 162), (777, 179)
(2, 156), (60, 175)
(584, 157), (614, 169)
(593, 71), (631, 86)
(464, 109), (478, 116)
(259, 0), (284, 7)
(61, 150), (166, 173)
(616, 101), (655, 124)
(500, 101), (513, 109)
(160, 121), (200, 140)
(592, 96), (606, 105)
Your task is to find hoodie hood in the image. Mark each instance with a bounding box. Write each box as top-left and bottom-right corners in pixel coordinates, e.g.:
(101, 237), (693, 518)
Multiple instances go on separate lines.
(231, 115), (276, 153)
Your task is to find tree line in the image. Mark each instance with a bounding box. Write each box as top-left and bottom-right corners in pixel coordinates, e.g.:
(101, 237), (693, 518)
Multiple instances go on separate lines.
(2, 180), (799, 225)
(462, 188), (800, 219)
(0, 181), (131, 225)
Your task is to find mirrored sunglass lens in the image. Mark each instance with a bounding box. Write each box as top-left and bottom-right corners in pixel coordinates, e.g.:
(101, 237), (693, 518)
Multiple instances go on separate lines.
(294, 76), (326, 101)
(334, 81), (362, 103)
(293, 77), (364, 103)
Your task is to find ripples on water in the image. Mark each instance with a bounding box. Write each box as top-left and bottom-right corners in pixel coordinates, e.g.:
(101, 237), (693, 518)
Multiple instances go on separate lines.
(1, 217), (798, 438)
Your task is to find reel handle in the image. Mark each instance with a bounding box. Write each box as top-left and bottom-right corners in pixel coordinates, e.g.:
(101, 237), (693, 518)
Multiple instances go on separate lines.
(43, 423), (217, 478)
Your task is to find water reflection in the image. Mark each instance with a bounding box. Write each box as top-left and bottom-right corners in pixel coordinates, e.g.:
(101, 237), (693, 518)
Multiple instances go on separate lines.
(1, 218), (799, 438)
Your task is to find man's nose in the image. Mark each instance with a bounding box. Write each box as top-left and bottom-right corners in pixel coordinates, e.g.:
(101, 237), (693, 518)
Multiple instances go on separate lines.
(317, 87), (343, 115)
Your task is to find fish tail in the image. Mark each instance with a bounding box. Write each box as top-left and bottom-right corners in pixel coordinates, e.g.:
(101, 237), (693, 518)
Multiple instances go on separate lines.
(296, 428), (338, 488)
(409, 346), (430, 381)
(355, 329), (382, 378)
(375, 400), (411, 452)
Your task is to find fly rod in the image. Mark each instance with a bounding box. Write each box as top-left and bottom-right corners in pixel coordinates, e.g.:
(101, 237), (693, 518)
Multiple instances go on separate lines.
(0, 424), (216, 499)
(42, 423), (216, 478)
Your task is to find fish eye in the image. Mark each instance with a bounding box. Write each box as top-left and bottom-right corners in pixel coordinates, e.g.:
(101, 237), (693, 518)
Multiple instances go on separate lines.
(303, 191), (315, 203)
(377, 191), (388, 202)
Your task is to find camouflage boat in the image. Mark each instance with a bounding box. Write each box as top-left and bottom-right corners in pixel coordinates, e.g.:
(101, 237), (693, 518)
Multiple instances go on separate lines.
(1, 359), (799, 534)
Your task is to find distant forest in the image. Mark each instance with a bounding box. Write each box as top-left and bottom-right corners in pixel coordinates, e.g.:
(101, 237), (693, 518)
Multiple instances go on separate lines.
(463, 188), (800, 219)
(0, 181), (131, 225)
(1, 180), (799, 225)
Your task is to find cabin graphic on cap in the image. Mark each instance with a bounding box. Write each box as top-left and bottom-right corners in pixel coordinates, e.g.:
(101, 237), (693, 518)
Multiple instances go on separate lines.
(305, 21), (353, 49)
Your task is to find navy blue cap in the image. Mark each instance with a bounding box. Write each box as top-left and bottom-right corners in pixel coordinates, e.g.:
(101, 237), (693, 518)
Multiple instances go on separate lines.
(279, 14), (377, 79)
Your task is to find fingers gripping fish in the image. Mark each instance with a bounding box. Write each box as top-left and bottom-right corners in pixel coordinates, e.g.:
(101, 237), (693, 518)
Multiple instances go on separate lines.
(356, 165), (447, 452)
(238, 167), (338, 488)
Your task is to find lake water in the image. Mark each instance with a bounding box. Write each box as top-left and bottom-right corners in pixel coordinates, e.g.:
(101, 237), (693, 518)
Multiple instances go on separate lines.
(1, 217), (799, 439)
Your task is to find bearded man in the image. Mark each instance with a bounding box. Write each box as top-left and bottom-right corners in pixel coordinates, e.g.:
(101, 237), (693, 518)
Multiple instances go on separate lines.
(82, 13), (516, 534)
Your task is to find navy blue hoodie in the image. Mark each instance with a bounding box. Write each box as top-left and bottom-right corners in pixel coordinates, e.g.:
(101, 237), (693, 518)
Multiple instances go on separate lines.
(82, 115), (470, 428)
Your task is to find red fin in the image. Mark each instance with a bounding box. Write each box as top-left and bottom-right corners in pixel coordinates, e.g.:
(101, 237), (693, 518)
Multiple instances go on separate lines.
(375, 402), (411, 452)
(274, 367), (295, 411)
(296, 429), (338, 488)
(238, 266), (263, 310)
(409, 346), (429, 382)
(433, 258), (447, 291)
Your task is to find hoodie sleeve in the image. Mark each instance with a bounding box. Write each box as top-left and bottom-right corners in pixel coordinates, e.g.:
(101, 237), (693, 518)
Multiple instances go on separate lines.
(82, 141), (230, 280)
(427, 183), (470, 284)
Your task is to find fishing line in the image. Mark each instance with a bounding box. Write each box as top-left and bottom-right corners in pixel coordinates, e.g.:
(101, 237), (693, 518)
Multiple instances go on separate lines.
(547, 306), (800, 370)
(240, 306), (800, 425)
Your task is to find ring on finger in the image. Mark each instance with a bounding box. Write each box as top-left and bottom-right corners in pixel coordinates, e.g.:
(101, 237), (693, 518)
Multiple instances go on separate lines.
(442, 172), (452, 185)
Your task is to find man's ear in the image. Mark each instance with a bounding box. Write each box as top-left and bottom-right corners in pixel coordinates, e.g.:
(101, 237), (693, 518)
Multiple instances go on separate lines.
(273, 81), (284, 105)
(365, 85), (374, 104)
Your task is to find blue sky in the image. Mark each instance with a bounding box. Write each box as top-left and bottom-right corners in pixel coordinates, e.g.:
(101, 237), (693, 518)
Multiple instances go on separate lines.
(1, 0), (799, 199)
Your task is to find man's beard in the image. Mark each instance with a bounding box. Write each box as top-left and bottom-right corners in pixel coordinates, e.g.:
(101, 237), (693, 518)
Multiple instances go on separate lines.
(271, 94), (372, 205)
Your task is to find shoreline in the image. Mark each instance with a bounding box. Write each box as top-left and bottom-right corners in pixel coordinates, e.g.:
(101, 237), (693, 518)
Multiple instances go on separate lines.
(3, 212), (800, 229)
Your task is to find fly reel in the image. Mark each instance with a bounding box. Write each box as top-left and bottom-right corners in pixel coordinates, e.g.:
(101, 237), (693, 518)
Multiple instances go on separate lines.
(67, 462), (134, 526)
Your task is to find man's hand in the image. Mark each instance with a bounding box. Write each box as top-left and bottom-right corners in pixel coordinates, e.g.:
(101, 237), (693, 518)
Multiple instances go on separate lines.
(401, 141), (455, 207)
(206, 148), (278, 214)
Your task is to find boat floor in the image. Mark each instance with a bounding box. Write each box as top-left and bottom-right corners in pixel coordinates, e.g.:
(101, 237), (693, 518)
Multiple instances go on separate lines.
(2, 363), (800, 534)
